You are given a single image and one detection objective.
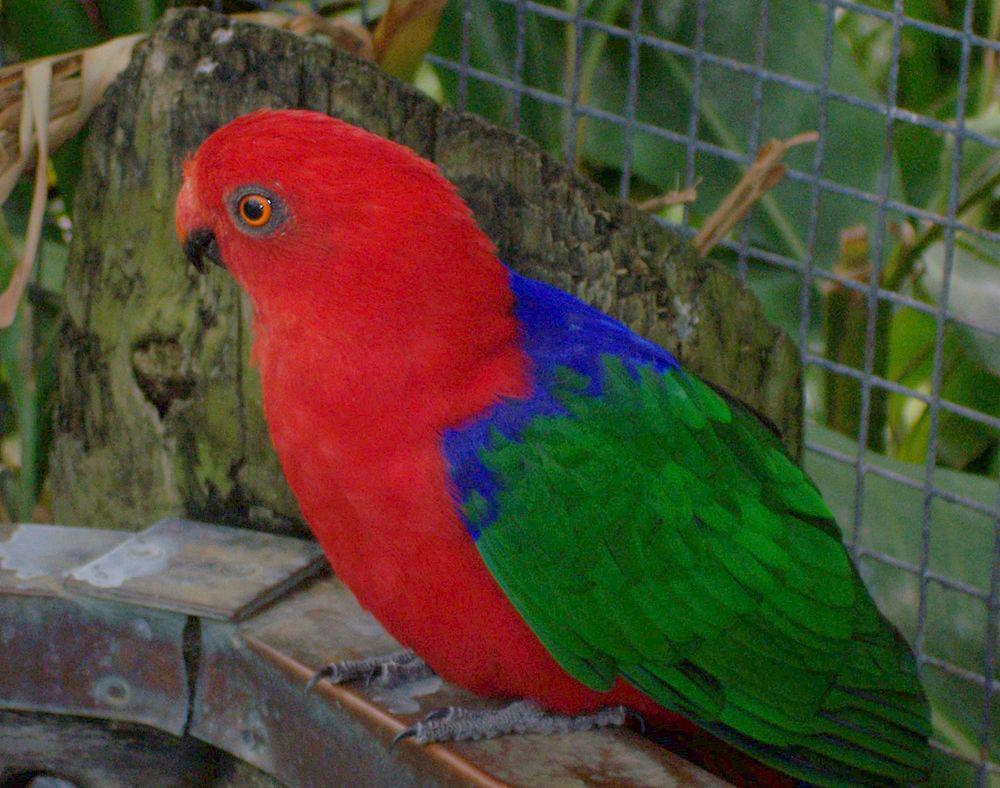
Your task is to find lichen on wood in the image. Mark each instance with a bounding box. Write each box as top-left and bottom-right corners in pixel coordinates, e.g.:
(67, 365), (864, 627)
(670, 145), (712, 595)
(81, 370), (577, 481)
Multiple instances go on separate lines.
(50, 8), (802, 534)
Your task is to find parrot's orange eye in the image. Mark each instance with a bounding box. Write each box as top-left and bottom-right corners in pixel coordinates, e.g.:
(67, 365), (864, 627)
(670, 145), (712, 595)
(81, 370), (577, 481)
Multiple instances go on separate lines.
(229, 186), (285, 236)
(238, 194), (272, 227)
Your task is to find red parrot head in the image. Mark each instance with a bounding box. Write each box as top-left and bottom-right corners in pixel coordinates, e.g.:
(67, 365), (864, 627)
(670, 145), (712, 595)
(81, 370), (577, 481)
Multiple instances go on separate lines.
(175, 109), (527, 423)
(175, 109), (506, 336)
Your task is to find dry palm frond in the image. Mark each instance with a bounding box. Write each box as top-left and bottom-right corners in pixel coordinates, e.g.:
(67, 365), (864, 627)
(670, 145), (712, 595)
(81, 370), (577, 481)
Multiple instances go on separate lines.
(0, 5), (443, 327)
(637, 180), (701, 213)
(693, 131), (819, 258)
(373, 0), (449, 79)
(0, 33), (146, 328)
(242, 0), (447, 78)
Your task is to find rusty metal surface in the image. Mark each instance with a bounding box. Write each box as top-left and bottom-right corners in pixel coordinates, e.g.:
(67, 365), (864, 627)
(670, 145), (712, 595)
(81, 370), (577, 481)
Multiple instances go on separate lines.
(0, 523), (127, 597)
(64, 517), (326, 621)
(0, 708), (279, 788)
(0, 595), (190, 734)
(239, 575), (727, 787)
(191, 618), (494, 788)
(1, 521), (729, 787)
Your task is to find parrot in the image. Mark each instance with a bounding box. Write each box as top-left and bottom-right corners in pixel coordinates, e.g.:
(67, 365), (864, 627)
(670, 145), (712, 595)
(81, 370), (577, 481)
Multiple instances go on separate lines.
(175, 109), (931, 786)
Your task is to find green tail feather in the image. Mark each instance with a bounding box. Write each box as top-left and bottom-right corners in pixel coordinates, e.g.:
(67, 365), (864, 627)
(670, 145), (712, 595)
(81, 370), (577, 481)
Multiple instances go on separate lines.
(472, 358), (932, 785)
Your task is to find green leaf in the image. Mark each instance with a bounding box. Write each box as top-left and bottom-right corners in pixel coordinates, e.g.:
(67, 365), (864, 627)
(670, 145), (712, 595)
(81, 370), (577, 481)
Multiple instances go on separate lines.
(837, 0), (955, 112)
(805, 422), (1000, 772)
(931, 104), (1000, 219)
(584, 0), (904, 268)
(885, 297), (999, 470)
(0, 296), (60, 521)
(893, 121), (946, 211)
(432, 1), (904, 269)
(432, 0), (564, 151)
(921, 235), (1000, 376)
(0, 194), (63, 521)
(0, 0), (102, 59)
(0, 309), (33, 521)
(740, 265), (810, 341)
(94, 0), (166, 38)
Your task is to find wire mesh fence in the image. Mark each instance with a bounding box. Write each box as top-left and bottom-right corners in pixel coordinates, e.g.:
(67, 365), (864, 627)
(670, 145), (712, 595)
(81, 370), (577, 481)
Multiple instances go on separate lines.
(1, 0), (998, 782)
(422, 0), (1000, 782)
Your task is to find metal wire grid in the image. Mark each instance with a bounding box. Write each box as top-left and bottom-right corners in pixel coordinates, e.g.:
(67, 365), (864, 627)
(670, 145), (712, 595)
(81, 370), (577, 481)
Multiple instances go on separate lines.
(8, 0), (991, 780)
(425, 0), (1000, 780)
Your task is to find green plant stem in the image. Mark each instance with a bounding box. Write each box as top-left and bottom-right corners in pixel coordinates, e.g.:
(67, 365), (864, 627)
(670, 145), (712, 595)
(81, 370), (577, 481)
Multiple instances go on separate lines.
(0, 210), (37, 520)
(0, 304), (35, 521)
(977, 0), (1000, 113)
(562, 0), (580, 163)
(858, 150), (1000, 461)
(16, 304), (37, 520)
(883, 150), (1000, 292)
(655, 50), (808, 259)
(0, 212), (18, 289)
(574, 0), (628, 166)
(561, 0), (631, 165)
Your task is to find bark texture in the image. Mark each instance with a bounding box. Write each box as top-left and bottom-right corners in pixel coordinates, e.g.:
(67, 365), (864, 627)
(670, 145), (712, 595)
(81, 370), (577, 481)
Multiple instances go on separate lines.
(51, 8), (802, 534)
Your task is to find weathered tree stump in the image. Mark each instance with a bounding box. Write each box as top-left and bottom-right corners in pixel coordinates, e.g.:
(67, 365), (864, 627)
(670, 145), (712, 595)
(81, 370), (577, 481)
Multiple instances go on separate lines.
(51, 8), (801, 534)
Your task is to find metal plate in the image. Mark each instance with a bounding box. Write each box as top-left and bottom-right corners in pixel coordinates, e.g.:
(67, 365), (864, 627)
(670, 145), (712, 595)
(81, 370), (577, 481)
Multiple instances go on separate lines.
(0, 708), (271, 788)
(191, 618), (494, 788)
(237, 575), (726, 787)
(0, 595), (190, 735)
(1, 522), (728, 786)
(63, 517), (326, 621)
(0, 523), (127, 597)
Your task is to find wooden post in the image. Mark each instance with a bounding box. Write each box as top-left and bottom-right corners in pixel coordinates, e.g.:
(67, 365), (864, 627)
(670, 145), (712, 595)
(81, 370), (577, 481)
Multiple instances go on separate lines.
(50, 8), (802, 533)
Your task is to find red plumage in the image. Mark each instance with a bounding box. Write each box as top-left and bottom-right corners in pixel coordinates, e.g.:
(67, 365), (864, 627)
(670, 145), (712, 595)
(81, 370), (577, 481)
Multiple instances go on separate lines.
(176, 110), (792, 786)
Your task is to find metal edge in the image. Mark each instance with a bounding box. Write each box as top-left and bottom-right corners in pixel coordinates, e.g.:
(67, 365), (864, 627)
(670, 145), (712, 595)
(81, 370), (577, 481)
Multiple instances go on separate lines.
(241, 632), (510, 788)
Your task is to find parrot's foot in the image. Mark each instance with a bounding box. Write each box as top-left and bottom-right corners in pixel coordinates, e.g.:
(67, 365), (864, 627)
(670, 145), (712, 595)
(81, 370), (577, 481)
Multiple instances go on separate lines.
(306, 649), (434, 691)
(393, 700), (641, 745)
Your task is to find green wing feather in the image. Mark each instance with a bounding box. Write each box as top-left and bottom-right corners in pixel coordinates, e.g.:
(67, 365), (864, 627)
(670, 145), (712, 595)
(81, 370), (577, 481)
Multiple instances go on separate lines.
(471, 357), (931, 786)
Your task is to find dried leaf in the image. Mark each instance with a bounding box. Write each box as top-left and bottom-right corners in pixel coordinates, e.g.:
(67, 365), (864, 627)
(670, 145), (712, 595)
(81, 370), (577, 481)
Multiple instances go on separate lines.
(822, 223), (889, 452)
(693, 131), (818, 257)
(288, 14), (374, 61)
(0, 33), (145, 328)
(637, 181), (700, 212)
(0, 61), (51, 329)
(373, 0), (448, 81)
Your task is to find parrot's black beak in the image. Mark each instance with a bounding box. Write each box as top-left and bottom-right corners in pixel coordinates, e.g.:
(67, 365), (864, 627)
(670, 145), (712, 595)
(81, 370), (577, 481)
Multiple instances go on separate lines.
(184, 228), (223, 273)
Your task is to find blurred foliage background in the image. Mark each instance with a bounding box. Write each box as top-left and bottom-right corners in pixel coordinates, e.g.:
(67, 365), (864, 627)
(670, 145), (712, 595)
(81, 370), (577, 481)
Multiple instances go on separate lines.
(0, 0), (997, 782)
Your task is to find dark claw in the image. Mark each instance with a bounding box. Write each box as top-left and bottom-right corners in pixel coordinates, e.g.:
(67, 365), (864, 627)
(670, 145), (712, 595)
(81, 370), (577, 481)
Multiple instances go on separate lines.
(625, 708), (647, 735)
(392, 725), (420, 747)
(305, 664), (335, 692)
(368, 661), (401, 686)
(423, 707), (453, 723)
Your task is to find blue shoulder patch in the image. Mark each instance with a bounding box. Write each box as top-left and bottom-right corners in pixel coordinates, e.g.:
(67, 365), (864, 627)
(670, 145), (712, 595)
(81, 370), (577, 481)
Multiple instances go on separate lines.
(442, 269), (679, 539)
